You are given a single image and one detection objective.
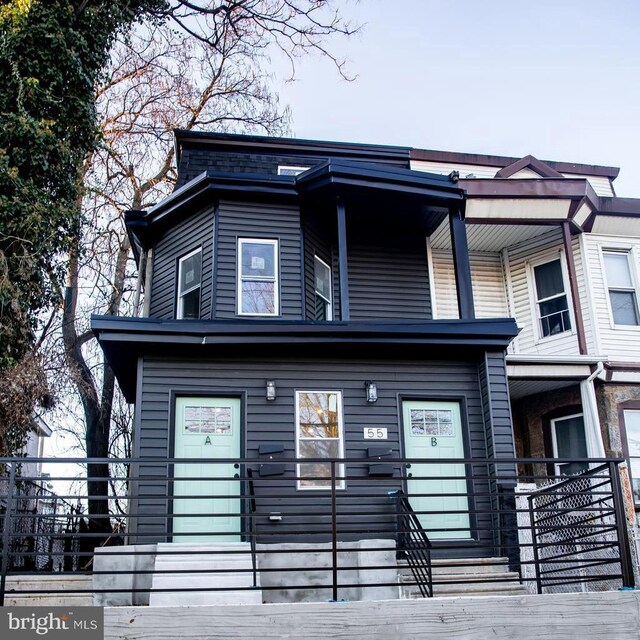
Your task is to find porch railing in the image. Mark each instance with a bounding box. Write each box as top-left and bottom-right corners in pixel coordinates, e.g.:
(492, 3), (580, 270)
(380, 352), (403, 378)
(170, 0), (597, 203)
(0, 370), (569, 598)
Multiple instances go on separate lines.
(0, 456), (635, 606)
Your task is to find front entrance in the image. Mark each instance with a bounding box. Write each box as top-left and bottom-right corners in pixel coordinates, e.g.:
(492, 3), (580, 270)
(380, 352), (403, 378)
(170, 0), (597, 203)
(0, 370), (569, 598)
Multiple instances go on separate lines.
(402, 400), (471, 540)
(173, 396), (241, 542)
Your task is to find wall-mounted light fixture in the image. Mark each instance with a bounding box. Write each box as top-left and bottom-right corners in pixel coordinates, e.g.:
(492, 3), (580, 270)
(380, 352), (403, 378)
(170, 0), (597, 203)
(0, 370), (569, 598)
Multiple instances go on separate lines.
(365, 381), (378, 403)
(266, 380), (277, 401)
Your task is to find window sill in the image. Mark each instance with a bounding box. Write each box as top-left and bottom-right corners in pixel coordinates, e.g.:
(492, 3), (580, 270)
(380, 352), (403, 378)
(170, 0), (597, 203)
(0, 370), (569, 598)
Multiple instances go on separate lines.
(533, 330), (576, 346)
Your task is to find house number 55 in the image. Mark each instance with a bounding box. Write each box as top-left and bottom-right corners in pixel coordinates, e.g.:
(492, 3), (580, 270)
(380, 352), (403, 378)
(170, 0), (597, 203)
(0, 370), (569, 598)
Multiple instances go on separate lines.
(431, 437), (438, 447)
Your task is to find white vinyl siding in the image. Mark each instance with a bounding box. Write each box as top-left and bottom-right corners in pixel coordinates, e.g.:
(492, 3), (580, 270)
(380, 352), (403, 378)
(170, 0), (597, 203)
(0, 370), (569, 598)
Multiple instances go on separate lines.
(411, 160), (500, 179)
(583, 234), (640, 361)
(561, 173), (614, 197)
(430, 250), (508, 319)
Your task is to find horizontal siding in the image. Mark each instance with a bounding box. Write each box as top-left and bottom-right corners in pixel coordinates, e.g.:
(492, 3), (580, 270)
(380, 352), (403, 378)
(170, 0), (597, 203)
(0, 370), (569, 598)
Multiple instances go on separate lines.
(431, 250), (508, 320)
(411, 160), (500, 179)
(505, 229), (580, 356)
(135, 355), (508, 547)
(148, 207), (214, 319)
(303, 214), (333, 320)
(562, 173), (614, 197)
(348, 241), (431, 320)
(216, 200), (303, 319)
(583, 234), (640, 361)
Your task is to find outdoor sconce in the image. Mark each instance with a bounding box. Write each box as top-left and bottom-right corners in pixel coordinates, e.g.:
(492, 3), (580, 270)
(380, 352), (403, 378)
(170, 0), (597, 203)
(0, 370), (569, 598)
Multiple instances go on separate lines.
(266, 380), (277, 401)
(365, 381), (378, 403)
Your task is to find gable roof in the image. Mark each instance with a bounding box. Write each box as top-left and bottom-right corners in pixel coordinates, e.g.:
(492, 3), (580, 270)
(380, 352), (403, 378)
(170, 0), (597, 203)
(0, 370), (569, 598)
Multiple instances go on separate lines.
(494, 155), (564, 179)
(410, 148), (620, 180)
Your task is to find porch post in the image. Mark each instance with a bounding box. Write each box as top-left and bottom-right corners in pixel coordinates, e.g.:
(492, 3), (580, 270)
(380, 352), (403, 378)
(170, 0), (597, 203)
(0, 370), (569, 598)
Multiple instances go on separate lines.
(336, 198), (350, 321)
(449, 205), (475, 319)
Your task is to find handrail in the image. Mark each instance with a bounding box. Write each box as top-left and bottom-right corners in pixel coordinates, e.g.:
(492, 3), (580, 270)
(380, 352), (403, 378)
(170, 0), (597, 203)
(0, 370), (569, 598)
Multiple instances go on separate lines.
(246, 467), (258, 588)
(389, 489), (433, 598)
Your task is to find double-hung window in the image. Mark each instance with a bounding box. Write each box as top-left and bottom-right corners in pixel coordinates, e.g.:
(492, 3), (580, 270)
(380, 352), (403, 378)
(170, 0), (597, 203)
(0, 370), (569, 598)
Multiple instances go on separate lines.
(237, 238), (279, 316)
(314, 255), (332, 320)
(532, 258), (571, 338)
(177, 248), (202, 319)
(296, 391), (345, 489)
(603, 250), (639, 326)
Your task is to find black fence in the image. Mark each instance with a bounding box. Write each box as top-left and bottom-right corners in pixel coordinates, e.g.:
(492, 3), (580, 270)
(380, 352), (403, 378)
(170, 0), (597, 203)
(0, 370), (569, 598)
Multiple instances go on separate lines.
(0, 457), (635, 606)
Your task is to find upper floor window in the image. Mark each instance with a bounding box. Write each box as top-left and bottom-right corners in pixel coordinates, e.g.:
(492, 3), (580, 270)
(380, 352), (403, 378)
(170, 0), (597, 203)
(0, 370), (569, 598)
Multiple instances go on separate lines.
(314, 255), (332, 321)
(533, 258), (571, 338)
(177, 248), (202, 319)
(602, 250), (639, 326)
(237, 238), (279, 316)
(277, 165), (309, 176)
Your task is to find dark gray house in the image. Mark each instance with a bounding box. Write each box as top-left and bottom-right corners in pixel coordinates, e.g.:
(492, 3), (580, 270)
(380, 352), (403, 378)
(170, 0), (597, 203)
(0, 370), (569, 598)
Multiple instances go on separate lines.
(92, 131), (519, 558)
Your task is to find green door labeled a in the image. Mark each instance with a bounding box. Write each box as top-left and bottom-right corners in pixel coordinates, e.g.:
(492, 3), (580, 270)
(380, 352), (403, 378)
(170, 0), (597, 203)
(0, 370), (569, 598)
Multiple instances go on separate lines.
(173, 397), (241, 543)
(402, 400), (471, 540)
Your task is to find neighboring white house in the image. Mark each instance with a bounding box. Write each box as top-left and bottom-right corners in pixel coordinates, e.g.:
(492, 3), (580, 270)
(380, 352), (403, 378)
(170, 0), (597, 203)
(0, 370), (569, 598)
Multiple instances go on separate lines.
(412, 149), (640, 507)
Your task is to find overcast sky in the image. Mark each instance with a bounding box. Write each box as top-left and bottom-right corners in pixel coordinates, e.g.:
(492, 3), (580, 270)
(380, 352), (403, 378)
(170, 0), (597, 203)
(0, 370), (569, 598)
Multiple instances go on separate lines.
(274, 0), (640, 196)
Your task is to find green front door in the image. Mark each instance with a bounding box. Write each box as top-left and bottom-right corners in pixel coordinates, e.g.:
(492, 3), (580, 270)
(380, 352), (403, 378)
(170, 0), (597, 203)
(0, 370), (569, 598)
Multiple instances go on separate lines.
(402, 400), (471, 540)
(173, 397), (241, 542)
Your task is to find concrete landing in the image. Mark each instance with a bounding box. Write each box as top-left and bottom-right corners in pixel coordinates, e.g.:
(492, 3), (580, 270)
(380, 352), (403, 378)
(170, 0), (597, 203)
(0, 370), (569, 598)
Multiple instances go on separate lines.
(149, 542), (262, 606)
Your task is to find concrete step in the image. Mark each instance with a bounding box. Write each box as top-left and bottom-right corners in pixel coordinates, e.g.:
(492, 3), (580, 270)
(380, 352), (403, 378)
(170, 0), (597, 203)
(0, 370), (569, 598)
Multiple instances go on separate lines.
(150, 542), (262, 606)
(4, 575), (94, 606)
(398, 557), (511, 575)
(398, 557), (528, 599)
(5, 574), (93, 591)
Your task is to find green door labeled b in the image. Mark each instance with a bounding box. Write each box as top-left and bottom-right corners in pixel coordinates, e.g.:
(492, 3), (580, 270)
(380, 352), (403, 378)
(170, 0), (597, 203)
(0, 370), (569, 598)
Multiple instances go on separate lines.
(173, 397), (241, 542)
(402, 400), (471, 540)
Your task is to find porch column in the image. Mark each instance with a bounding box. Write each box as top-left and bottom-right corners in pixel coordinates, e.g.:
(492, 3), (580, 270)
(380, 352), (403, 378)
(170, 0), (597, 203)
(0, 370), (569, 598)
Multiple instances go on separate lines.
(561, 221), (587, 355)
(449, 205), (475, 319)
(336, 198), (350, 321)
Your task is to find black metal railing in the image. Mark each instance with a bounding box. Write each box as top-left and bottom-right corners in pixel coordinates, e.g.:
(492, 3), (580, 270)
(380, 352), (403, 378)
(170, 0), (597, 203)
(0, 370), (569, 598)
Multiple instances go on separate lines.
(0, 456), (635, 606)
(390, 489), (433, 597)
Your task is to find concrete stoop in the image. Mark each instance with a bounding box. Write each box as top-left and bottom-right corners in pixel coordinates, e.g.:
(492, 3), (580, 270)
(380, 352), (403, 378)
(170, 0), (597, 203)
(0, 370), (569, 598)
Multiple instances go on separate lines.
(398, 557), (529, 598)
(149, 542), (262, 606)
(4, 575), (94, 606)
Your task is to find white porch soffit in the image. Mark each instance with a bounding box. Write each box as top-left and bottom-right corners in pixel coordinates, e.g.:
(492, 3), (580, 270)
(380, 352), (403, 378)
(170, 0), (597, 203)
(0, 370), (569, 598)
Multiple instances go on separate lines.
(466, 198), (572, 222)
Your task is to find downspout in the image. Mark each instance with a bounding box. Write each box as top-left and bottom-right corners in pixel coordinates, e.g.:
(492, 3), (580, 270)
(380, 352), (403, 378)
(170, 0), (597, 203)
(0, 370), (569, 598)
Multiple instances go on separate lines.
(141, 248), (154, 318)
(580, 361), (606, 459)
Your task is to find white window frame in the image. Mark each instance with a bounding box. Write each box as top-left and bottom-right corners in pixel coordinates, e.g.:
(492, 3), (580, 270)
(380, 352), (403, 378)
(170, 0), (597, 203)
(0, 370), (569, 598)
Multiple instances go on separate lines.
(277, 165), (310, 176)
(528, 253), (574, 343)
(550, 412), (587, 476)
(177, 247), (202, 319)
(314, 255), (332, 321)
(295, 390), (345, 491)
(237, 238), (279, 317)
(601, 248), (640, 329)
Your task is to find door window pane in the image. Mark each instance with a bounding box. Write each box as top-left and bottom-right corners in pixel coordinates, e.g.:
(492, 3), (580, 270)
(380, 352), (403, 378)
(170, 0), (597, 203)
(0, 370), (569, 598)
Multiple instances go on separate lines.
(552, 414), (588, 475)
